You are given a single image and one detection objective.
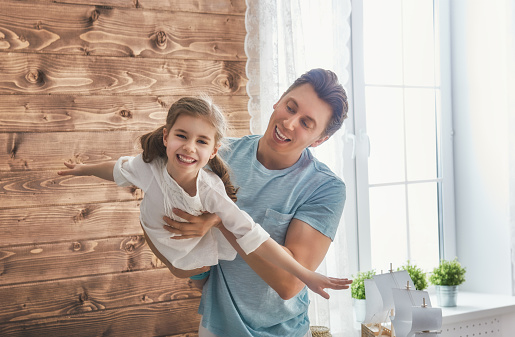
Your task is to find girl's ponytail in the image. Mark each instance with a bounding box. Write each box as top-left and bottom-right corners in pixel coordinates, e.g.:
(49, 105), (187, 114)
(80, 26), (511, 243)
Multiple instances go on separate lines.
(140, 126), (167, 163)
(208, 155), (238, 202)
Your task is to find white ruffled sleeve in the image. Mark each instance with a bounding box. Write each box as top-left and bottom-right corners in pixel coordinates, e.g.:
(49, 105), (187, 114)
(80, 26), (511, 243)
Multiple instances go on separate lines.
(200, 170), (270, 255)
(113, 154), (153, 191)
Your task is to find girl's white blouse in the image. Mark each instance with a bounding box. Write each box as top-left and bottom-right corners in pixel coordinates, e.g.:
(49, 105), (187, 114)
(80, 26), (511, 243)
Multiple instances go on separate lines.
(113, 154), (270, 270)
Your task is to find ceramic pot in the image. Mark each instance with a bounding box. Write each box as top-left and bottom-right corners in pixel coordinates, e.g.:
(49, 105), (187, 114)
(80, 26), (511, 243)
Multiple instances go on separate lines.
(353, 298), (366, 322)
(435, 285), (459, 307)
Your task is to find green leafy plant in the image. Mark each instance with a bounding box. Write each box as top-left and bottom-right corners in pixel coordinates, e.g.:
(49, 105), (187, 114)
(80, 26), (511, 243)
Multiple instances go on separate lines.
(351, 270), (376, 300)
(429, 258), (466, 286)
(397, 260), (428, 290)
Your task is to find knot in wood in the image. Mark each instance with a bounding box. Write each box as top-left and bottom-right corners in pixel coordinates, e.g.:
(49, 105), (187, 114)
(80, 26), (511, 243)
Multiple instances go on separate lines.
(222, 74), (236, 92)
(119, 109), (132, 118)
(156, 31), (167, 49)
(78, 291), (88, 303)
(25, 70), (42, 84)
(72, 242), (82, 251)
(91, 10), (100, 22)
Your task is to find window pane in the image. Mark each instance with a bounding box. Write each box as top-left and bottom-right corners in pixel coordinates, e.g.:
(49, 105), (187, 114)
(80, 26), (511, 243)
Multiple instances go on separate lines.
(369, 185), (407, 270)
(366, 87), (405, 184)
(402, 0), (436, 86)
(408, 182), (440, 271)
(363, 0), (403, 85)
(404, 88), (438, 181)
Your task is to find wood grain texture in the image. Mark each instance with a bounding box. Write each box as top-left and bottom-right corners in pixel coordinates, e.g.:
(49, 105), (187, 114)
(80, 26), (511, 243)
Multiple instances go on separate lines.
(0, 0), (245, 60)
(0, 168), (142, 209)
(26, 0), (245, 15)
(0, 0), (248, 334)
(0, 235), (160, 285)
(0, 268), (200, 323)
(0, 95), (250, 135)
(0, 201), (142, 246)
(0, 298), (201, 337)
(1, 131), (142, 172)
(0, 54), (247, 95)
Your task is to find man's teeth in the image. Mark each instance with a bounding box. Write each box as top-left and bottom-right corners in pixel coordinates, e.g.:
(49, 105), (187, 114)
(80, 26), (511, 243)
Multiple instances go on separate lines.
(276, 127), (290, 141)
(178, 155), (195, 163)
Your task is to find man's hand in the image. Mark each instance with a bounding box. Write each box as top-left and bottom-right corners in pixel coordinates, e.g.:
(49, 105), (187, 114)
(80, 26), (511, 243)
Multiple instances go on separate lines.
(163, 209), (221, 239)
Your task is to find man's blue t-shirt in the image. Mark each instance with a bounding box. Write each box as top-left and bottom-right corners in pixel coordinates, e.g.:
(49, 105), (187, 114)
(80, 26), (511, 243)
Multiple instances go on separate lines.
(199, 135), (346, 337)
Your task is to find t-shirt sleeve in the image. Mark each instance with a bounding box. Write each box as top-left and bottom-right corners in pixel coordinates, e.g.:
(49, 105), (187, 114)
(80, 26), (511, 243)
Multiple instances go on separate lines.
(113, 154), (153, 192)
(294, 178), (346, 241)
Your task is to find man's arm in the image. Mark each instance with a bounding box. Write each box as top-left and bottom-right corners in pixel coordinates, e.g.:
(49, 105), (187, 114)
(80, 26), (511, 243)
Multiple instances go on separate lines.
(220, 218), (334, 299)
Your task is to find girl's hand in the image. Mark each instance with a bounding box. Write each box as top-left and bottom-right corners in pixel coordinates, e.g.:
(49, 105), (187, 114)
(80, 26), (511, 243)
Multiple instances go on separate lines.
(163, 209), (221, 239)
(57, 162), (89, 176)
(304, 273), (353, 299)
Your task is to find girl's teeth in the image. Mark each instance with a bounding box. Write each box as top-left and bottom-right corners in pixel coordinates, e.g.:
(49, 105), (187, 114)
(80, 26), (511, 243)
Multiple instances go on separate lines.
(178, 155), (195, 163)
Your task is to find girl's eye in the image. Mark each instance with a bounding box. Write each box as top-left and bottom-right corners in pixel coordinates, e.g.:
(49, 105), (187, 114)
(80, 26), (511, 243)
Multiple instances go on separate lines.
(301, 120), (311, 128)
(197, 140), (208, 145)
(176, 134), (186, 139)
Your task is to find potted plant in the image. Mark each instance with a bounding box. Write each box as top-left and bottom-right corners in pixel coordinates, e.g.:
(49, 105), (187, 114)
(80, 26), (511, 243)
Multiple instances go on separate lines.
(397, 260), (428, 290)
(429, 258), (466, 307)
(351, 270), (376, 322)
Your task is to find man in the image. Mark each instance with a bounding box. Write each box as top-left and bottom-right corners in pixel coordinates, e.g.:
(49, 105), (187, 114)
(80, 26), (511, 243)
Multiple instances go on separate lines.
(166, 69), (350, 337)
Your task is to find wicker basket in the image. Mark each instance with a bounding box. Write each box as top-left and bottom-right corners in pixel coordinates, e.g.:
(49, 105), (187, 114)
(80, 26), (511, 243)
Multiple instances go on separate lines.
(361, 323), (393, 337)
(310, 325), (332, 337)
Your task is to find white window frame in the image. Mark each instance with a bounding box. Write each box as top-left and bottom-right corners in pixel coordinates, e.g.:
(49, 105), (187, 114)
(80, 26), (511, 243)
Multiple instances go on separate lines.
(347, 0), (456, 273)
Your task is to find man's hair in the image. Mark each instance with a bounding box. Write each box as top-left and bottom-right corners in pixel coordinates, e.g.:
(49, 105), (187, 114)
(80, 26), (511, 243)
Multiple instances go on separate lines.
(283, 69), (349, 137)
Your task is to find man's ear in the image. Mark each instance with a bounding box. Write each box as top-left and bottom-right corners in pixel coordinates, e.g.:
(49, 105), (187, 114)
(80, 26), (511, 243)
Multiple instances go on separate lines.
(310, 135), (329, 148)
(210, 144), (220, 159)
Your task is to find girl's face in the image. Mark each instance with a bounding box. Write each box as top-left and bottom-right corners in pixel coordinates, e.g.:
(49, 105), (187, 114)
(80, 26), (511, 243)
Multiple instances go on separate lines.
(163, 114), (219, 180)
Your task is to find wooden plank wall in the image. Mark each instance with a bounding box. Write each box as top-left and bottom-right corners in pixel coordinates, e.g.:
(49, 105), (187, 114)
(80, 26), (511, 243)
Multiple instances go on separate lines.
(0, 0), (249, 336)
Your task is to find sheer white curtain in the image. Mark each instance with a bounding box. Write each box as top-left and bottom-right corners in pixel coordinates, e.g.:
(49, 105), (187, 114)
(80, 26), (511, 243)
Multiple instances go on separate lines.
(245, 1), (354, 335)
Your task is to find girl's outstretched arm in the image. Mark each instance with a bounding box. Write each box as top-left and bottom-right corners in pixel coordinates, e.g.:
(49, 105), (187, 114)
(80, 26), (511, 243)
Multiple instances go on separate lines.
(57, 161), (116, 181)
(252, 238), (351, 299)
(165, 211), (352, 300)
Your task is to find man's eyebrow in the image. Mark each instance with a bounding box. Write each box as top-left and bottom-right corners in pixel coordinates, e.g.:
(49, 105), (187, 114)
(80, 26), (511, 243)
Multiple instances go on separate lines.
(288, 98), (299, 108)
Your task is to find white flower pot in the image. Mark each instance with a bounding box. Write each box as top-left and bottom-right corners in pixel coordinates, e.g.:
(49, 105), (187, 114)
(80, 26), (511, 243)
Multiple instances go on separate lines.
(353, 298), (366, 322)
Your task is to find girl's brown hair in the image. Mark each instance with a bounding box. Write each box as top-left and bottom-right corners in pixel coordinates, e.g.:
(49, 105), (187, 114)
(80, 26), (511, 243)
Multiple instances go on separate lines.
(140, 96), (237, 202)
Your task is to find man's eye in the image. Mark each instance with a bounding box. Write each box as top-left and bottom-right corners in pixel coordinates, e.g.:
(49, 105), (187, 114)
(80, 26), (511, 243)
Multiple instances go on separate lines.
(287, 105), (295, 113)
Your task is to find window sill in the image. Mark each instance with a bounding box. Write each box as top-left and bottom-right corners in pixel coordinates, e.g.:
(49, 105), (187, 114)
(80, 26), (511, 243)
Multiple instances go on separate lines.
(429, 291), (515, 324)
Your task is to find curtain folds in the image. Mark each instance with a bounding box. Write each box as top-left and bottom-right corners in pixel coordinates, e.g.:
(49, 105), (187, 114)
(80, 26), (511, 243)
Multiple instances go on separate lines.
(245, 1), (354, 335)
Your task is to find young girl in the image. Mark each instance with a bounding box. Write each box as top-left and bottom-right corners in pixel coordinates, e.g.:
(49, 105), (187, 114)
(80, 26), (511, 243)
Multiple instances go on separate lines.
(58, 96), (349, 299)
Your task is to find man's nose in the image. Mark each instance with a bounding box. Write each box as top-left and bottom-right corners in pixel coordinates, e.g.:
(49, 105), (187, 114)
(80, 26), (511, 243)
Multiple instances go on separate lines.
(283, 116), (297, 130)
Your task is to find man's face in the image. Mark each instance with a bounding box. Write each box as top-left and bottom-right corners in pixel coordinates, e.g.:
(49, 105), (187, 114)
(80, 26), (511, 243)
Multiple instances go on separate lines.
(262, 83), (332, 159)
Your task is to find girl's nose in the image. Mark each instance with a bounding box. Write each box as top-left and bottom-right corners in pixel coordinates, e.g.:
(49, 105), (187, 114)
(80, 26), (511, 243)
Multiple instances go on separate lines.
(183, 141), (195, 153)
